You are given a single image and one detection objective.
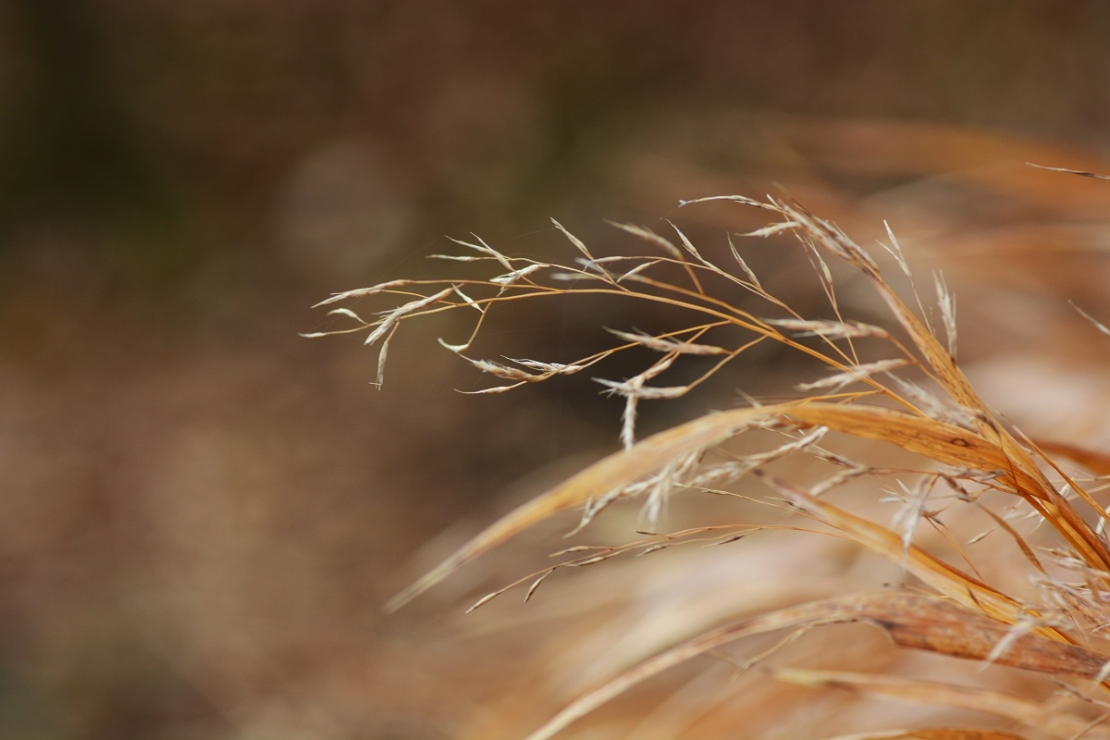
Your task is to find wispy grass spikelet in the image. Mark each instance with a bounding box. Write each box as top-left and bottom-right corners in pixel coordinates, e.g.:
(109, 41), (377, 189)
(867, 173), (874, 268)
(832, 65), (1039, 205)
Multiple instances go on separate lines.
(312, 187), (1110, 739)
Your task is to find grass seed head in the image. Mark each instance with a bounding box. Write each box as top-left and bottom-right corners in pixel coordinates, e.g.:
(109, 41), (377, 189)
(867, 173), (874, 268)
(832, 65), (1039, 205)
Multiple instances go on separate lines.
(313, 190), (1110, 738)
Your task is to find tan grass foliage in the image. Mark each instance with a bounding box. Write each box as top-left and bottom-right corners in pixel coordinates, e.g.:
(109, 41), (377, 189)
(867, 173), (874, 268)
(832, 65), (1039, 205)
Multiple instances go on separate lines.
(314, 185), (1110, 739)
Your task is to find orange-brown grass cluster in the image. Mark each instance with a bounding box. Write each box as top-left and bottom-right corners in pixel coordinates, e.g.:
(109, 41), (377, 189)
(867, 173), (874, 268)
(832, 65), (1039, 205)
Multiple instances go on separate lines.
(312, 186), (1110, 740)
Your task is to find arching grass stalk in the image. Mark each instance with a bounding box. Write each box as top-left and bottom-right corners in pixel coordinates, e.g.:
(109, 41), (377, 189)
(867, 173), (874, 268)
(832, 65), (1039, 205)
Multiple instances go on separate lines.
(311, 193), (1110, 740)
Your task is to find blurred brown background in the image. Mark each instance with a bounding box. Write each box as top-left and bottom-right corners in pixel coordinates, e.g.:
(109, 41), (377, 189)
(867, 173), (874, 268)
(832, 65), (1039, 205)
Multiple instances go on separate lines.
(4, 2), (1110, 739)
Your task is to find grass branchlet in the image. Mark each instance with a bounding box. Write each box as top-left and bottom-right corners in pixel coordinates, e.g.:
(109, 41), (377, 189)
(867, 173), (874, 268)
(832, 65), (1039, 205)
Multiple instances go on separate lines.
(313, 193), (1110, 739)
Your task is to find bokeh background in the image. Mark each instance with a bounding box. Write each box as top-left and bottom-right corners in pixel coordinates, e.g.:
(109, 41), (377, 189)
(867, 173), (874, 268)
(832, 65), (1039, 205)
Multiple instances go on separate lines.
(5, 2), (1110, 739)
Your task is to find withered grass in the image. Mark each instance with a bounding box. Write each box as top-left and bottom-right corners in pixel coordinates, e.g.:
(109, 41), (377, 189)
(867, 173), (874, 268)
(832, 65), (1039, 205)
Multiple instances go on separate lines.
(311, 185), (1110, 740)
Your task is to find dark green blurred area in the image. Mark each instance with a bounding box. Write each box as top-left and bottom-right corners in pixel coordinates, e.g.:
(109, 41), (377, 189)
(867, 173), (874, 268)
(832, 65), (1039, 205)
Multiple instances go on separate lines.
(3, 2), (1110, 739)
(5, 2), (1109, 302)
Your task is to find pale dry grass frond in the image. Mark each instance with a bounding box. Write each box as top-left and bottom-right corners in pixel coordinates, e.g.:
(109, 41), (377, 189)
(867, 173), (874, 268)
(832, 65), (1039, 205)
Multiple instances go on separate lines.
(313, 188), (1110, 738)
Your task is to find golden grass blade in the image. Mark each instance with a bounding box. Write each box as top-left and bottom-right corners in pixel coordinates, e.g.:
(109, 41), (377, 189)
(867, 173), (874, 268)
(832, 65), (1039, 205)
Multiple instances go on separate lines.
(755, 473), (1030, 630)
(1033, 439), (1110, 477)
(383, 403), (783, 612)
(385, 402), (965, 611)
(386, 397), (1110, 613)
(523, 592), (1109, 740)
(790, 411), (1108, 578)
(773, 669), (1110, 739)
(783, 406), (1033, 490)
(790, 404), (1110, 573)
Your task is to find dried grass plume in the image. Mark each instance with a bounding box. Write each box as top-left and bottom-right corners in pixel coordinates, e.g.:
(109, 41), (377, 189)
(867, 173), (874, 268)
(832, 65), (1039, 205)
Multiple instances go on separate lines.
(312, 184), (1110, 740)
